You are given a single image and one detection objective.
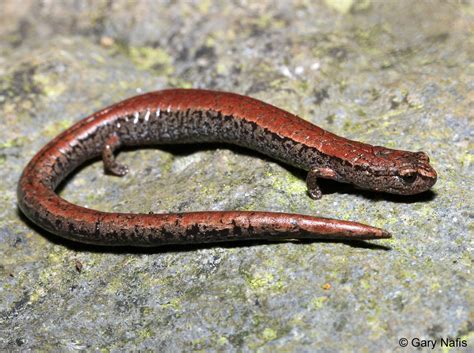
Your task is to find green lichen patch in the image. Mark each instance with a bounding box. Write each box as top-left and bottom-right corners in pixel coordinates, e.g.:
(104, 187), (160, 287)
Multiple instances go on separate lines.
(0, 64), (42, 110)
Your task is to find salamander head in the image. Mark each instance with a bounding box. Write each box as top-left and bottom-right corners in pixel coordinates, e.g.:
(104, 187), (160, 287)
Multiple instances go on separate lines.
(350, 149), (437, 195)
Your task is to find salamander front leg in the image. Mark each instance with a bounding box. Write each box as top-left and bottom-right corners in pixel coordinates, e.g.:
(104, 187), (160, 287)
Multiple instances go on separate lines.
(306, 167), (337, 199)
(102, 134), (129, 176)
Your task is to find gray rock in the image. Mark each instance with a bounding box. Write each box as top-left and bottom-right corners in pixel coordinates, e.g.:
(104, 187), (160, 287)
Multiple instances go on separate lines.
(0, 1), (472, 351)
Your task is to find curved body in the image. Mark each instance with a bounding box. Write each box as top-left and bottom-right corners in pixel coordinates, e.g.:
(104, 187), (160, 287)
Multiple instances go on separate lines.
(17, 89), (437, 246)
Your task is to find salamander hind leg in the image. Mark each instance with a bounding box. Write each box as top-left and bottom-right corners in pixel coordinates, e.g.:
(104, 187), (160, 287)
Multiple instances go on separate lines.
(102, 134), (129, 176)
(306, 167), (337, 199)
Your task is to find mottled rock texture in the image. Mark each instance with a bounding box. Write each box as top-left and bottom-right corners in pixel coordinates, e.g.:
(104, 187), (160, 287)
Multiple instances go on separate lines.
(0, 1), (472, 351)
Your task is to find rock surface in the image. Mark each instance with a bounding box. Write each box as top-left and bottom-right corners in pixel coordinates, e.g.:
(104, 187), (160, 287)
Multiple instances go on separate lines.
(0, 1), (472, 351)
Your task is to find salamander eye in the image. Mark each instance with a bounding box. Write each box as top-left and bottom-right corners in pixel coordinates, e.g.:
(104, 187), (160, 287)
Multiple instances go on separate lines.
(399, 173), (417, 184)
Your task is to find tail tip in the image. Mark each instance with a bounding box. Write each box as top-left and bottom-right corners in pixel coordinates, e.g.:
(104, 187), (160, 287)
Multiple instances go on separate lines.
(378, 230), (392, 239)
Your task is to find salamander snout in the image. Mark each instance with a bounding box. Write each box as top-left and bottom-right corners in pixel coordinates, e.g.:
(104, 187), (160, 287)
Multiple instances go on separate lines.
(396, 152), (437, 194)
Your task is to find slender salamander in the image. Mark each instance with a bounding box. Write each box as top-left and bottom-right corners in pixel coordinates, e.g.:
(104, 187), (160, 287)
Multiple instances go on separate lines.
(17, 89), (437, 246)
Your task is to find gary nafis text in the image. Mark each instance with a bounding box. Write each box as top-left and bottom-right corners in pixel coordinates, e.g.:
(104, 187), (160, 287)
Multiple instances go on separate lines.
(398, 337), (467, 349)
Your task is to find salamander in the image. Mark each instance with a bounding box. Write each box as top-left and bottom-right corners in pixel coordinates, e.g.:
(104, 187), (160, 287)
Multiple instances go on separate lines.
(17, 89), (437, 246)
